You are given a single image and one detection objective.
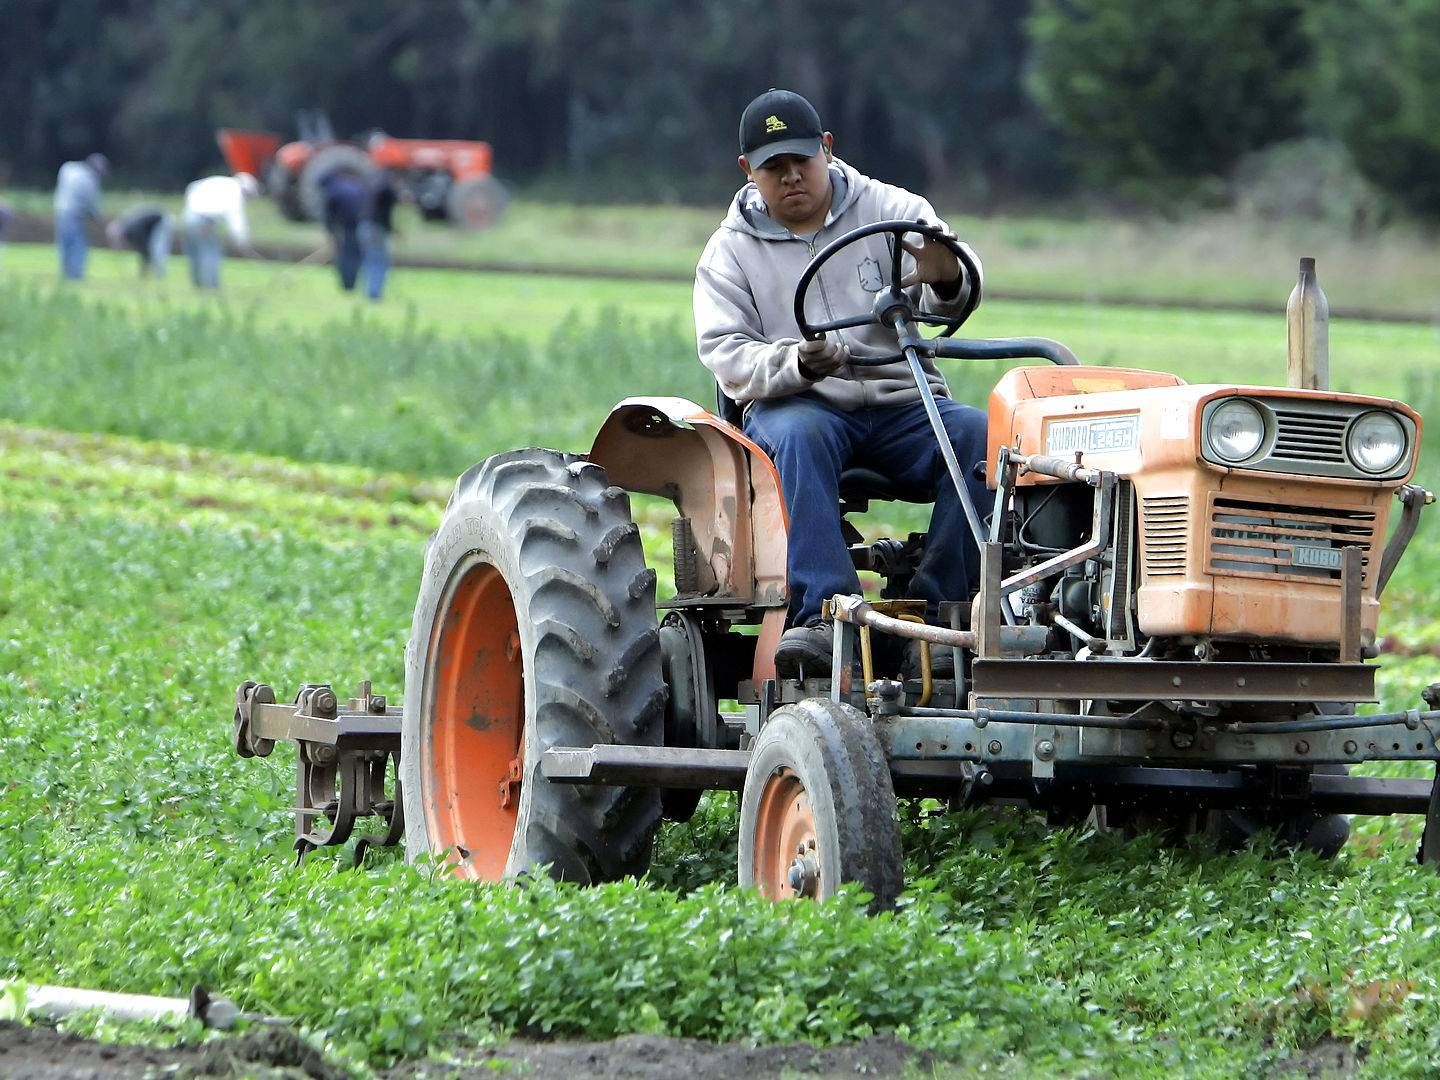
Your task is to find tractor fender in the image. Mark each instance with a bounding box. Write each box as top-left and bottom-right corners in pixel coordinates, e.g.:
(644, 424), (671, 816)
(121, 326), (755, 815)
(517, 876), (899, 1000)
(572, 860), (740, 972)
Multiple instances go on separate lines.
(589, 397), (787, 611)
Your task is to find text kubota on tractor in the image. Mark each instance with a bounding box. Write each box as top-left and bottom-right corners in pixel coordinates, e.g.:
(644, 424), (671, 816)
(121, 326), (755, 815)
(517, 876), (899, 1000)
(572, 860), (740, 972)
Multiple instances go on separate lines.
(233, 220), (1439, 909)
(217, 115), (507, 230)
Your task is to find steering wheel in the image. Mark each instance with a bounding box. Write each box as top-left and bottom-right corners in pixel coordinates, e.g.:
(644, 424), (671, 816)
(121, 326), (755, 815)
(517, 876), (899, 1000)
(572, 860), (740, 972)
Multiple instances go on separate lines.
(792, 218), (1078, 368)
(793, 219), (980, 367)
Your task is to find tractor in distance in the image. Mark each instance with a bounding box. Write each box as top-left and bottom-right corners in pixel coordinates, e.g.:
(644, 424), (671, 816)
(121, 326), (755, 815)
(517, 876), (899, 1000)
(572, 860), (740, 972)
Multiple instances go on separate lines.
(217, 112), (507, 231)
(232, 219), (1438, 910)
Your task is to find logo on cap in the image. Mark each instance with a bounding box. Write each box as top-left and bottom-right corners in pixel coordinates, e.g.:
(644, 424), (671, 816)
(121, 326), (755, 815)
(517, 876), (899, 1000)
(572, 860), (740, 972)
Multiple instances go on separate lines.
(764, 115), (787, 134)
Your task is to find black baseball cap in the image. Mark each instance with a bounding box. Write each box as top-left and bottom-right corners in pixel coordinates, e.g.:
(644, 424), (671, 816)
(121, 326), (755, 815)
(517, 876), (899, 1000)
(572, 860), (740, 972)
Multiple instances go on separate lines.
(739, 89), (823, 168)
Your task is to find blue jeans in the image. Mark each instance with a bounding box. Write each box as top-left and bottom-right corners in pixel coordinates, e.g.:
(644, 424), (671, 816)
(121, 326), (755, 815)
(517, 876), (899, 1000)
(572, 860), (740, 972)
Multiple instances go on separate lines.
(145, 215), (172, 278)
(56, 213), (88, 280)
(359, 222), (390, 300)
(744, 394), (990, 628)
(333, 222), (362, 291)
(184, 213), (222, 289)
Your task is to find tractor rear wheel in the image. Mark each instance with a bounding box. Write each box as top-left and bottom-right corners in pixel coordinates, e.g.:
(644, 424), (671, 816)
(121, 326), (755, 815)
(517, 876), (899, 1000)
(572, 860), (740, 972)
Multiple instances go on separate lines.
(264, 161), (305, 222)
(298, 144), (379, 223)
(738, 699), (902, 912)
(400, 449), (666, 882)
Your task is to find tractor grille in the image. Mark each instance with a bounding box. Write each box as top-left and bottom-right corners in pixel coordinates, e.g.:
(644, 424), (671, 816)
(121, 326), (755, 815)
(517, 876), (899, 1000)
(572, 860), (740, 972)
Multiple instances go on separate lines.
(1207, 497), (1375, 584)
(1141, 496), (1188, 577)
(1271, 409), (1348, 465)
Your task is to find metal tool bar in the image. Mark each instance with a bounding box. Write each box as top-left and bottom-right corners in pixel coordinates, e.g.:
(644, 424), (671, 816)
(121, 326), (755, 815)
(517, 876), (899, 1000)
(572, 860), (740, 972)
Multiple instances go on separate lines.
(541, 744), (750, 789)
(250, 703), (402, 750)
(1224, 708), (1439, 734)
(972, 659), (1376, 703)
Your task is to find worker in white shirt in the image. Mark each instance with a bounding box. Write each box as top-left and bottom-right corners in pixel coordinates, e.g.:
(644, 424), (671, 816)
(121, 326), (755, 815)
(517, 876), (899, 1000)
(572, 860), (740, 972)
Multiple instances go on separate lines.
(182, 172), (260, 289)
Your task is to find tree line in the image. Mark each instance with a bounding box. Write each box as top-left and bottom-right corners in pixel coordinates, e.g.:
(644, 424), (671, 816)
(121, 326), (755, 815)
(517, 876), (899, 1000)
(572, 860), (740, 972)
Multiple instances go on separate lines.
(4, 0), (1437, 217)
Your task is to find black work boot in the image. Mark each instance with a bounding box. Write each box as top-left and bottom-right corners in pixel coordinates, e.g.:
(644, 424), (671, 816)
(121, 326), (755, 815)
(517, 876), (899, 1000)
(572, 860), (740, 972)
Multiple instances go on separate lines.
(774, 622), (834, 679)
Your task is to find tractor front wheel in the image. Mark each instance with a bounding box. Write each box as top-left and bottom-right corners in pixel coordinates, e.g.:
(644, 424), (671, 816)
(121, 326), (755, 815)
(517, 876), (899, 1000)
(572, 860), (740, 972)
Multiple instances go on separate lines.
(738, 700), (902, 911)
(400, 449), (666, 882)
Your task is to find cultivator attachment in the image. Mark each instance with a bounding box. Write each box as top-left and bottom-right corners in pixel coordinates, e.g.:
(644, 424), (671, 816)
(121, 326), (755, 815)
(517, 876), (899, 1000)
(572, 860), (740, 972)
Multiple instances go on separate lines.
(234, 680), (403, 864)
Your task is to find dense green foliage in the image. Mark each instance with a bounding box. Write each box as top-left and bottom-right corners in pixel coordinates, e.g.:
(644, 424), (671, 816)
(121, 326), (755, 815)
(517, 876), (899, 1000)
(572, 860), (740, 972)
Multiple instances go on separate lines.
(0, 420), (1437, 1074)
(0, 0), (1050, 203)
(8, 1), (1440, 215)
(1026, 0), (1310, 196)
(1306, 1), (1440, 218)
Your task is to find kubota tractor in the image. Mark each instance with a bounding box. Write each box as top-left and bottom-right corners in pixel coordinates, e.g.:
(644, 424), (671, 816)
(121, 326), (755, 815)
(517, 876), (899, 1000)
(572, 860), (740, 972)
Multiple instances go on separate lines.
(217, 119), (507, 230)
(233, 220), (1438, 909)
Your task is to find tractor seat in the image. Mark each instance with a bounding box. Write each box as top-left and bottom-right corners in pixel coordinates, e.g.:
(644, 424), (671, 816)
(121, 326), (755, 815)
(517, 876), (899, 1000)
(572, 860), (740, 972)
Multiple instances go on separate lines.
(716, 385), (901, 508)
(838, 467), (900, 507)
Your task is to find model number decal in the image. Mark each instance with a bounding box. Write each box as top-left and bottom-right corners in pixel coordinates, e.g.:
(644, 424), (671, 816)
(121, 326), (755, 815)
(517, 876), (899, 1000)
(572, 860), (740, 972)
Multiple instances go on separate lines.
(1045, 414), (1140, 455)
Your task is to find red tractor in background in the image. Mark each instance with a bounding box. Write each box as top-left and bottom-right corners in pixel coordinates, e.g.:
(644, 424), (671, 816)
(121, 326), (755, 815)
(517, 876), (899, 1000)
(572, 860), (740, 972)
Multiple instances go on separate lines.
(217, 111), (507, 230)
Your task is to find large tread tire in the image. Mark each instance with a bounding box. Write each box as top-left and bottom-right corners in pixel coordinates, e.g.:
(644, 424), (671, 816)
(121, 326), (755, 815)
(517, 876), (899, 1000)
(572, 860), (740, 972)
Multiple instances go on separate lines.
(298, 144), (380, 223)
(401, 448), (665, 883)
(264, 161), (305, 222)
(738, 699), (902, 912)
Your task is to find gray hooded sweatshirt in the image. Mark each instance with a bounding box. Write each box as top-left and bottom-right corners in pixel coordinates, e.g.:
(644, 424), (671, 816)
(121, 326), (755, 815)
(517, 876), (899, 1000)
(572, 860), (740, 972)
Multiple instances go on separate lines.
(693, 157), (981, 411)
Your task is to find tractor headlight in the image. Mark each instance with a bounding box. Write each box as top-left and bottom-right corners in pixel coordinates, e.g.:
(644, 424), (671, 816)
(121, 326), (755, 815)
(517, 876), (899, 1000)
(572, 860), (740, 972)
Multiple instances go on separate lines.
(1208, 398), (1265, 462)
(1347, 411), (1407, 474)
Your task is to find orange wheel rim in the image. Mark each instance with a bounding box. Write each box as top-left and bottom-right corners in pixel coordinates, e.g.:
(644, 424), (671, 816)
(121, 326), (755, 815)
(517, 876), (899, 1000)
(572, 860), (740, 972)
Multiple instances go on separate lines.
(426, 559), (524, 880)
(751, 767), (821, 900)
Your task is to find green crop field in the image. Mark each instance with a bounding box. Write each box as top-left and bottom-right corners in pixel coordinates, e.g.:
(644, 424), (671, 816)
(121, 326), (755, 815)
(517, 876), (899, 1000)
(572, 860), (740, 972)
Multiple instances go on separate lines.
(1, 249), (1440, 1075)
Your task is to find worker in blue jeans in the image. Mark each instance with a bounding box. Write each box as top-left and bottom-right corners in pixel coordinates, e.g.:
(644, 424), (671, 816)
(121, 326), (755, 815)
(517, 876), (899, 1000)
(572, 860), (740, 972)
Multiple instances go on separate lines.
(53, 153), (108, 281)
(694, 89), (987, 678)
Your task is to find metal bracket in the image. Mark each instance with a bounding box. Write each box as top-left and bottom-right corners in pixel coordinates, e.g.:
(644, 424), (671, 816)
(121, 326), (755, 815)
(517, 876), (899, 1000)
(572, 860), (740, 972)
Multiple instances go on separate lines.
(1378, 484), (1434, 596)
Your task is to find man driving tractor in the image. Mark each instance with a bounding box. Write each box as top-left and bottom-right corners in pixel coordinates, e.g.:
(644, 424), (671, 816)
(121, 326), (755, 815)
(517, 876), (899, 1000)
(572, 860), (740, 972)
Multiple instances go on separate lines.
(693, 88), (988, 677)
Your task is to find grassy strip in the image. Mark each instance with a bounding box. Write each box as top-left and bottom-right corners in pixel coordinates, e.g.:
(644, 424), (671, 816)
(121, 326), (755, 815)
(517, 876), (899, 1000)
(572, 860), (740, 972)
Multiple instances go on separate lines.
(7, 191), (1439, 316)
(0, 428), (1437, 1074)
(1, 267), (1437, 484)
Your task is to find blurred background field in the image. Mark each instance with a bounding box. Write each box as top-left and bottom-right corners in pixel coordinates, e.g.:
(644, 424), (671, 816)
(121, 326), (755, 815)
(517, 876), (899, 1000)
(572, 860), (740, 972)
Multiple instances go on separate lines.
(6, 191), (1438, 317)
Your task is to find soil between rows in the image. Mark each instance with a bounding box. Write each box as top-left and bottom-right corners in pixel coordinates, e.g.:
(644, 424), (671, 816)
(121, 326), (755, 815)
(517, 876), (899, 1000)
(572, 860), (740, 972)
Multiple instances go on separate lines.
(0, 1021), (933, 1079)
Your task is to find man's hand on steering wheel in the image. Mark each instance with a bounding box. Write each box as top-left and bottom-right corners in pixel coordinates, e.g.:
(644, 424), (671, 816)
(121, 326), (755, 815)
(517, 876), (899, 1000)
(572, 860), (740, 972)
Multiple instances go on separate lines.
(899, 218), (963, 294)
(797, 336), (850, 380)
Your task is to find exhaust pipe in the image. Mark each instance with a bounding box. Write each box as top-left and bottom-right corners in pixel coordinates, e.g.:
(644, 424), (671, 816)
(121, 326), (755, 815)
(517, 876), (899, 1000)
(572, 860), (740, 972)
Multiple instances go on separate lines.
(1287, 256), (1330, 391)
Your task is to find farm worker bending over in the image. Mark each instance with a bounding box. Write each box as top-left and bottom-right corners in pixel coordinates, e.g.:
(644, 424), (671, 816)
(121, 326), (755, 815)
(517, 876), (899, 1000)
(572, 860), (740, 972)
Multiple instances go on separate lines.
(53, 153), (108, 281)
(693, 89), (988, 678)
(321, 171), (367, 293)
(182, 172), (260, 290)
(107, 205), (174, 278)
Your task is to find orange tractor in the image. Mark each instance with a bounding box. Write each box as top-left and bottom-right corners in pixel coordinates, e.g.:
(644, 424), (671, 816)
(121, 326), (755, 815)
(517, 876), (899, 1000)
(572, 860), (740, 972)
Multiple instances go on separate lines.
(233, 221), (1438, 908)
(217, 117), (507, 230)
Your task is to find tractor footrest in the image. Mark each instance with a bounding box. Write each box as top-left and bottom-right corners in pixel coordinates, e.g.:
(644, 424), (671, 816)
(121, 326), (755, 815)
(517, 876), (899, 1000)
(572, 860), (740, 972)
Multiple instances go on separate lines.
(541, 745), (750, 789)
